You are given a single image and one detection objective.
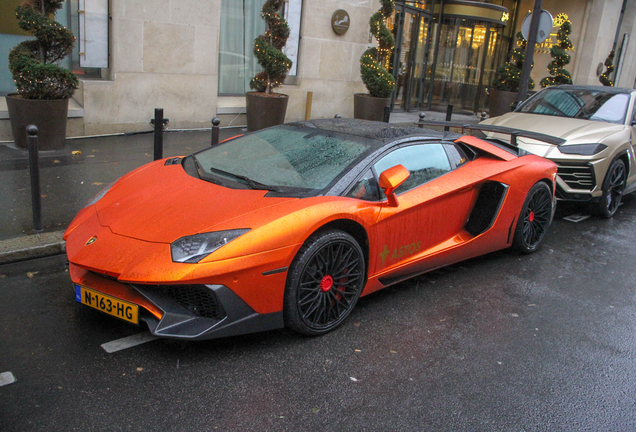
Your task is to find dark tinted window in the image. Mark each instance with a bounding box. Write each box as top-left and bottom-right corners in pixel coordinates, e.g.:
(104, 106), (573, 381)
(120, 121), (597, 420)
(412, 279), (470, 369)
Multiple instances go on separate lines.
(374, 144), (452, 195)
(518, 88), (629, 124)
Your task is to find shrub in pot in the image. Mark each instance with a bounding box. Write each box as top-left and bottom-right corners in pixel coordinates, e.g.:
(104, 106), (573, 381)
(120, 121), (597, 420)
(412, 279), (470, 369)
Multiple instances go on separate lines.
(246, 0), (293, 132)
(489, 32), (534, 117)
(7, 0), (78, 150)
(354, 0), (396, 121)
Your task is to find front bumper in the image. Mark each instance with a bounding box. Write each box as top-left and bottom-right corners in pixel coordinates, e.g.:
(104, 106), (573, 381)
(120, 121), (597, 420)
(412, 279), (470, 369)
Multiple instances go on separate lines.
(70, 263), (284, 340)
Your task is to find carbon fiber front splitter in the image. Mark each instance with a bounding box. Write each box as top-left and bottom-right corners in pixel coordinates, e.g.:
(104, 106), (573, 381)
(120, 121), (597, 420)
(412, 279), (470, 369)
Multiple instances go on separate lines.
(133, 284), (284, 340)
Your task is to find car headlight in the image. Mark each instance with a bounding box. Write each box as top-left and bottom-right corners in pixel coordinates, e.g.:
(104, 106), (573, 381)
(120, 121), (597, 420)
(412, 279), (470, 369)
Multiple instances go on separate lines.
(171, 229), (250, 263)
(558, 143), (608, 155)
(85, 182), (115, 207)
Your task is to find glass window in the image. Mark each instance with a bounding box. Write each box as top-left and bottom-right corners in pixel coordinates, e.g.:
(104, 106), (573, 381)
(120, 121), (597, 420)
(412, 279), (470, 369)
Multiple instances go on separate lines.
(68, 0), (108, 79)
(518, 88), (630, 124)
(443, 144), (468, 169)
(346, 170), (381, 201)
(194, 126), (376, 191)
(374, 144), (452, 195)
(218, 0), (266, 95)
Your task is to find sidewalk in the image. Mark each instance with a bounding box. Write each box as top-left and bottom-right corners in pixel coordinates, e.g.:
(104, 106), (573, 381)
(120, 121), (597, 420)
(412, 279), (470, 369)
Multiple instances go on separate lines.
(0, 111), (481, 264)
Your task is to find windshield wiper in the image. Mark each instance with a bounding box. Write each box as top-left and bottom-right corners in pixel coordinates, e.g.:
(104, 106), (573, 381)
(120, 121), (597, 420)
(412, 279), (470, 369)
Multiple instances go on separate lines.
(208, 167), (284, 192)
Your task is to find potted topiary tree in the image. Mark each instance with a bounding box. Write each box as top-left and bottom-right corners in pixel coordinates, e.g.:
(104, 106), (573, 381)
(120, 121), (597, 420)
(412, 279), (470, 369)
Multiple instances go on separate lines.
(246, 0), (293, 132)
(599, 50), (615, 87)
(540, 16), (573, 88)
(7, 0), (78, 151)
(489, 32), (534, 117)
(354, 0), (396, 121)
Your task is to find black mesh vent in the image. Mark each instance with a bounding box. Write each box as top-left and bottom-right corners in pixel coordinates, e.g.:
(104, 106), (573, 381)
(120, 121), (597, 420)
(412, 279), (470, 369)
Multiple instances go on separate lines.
(557, 163), (595, 191)
(159, 285), (226, 320)
(465, 181), (507, 236)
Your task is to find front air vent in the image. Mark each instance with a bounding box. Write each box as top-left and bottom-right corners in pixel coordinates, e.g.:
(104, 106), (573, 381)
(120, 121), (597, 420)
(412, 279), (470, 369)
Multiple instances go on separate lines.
(164, 157), (182, 166)
(557, 163), (595, 191)
(156, 285), (226, 320)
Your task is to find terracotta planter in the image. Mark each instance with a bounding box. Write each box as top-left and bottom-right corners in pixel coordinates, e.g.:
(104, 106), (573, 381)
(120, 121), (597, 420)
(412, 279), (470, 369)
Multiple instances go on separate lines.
(488, 89), (519, 118)
(353, 93), (391, 121)
(246, 92), (289, 132)
(6, 94), (69, 150)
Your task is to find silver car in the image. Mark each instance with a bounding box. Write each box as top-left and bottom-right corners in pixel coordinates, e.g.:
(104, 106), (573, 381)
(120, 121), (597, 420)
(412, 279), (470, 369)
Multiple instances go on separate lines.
(484, 85), (636, 217)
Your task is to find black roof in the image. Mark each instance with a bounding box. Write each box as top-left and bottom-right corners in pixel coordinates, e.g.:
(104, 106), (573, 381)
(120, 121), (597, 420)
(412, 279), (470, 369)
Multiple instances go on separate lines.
(288, 118), (460, 145)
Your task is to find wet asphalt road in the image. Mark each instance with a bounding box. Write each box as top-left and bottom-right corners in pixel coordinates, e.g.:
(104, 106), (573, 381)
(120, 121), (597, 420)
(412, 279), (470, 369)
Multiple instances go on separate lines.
(1, 201), (636, 431)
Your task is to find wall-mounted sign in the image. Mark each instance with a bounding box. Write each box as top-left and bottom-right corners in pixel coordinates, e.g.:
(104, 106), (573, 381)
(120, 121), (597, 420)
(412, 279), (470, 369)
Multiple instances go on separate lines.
(332, 9), (350, 35)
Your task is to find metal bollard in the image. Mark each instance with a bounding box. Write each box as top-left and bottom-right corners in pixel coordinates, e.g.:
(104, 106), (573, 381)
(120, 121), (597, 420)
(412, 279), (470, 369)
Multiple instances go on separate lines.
(383, 106), (391, 123)
(334, 114), (341, 119)
(211, 117), (221, 146)
(444, 104), (453, 131)
(480, 111), (488, 122)
(418, 112), (426, 128)
(27, 125), (43, 232)
(152, 108), (169, 161)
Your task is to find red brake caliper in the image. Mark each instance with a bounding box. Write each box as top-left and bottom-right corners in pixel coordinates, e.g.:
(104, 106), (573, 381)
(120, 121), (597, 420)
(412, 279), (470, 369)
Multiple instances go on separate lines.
(528, 211), (535, 222)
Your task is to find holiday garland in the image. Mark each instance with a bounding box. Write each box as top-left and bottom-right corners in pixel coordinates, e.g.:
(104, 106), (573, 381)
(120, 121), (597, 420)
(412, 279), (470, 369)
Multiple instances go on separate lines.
(8, 0), (78, 100)
(251, 0), (292, 94)
(540, 16), (573, 87)
(491, 32), (535, 92)
(599, 50), (615, 87)
(360, 0), (396, 98)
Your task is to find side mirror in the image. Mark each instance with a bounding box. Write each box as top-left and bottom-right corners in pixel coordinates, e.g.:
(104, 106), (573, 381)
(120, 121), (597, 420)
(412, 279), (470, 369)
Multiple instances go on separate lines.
(378, 164), (410, 207)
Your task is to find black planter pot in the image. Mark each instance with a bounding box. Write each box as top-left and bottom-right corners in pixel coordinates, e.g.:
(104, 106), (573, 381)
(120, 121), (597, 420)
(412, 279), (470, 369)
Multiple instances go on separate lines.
(246, 92), (289, 132)
(488, 89), (519, 118)
(353, 93), (390, 121)
(6, 94), (69, 150)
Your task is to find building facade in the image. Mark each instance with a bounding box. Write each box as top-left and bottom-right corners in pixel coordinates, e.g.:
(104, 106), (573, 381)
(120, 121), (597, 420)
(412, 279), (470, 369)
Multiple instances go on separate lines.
(0, 0), (634, 138)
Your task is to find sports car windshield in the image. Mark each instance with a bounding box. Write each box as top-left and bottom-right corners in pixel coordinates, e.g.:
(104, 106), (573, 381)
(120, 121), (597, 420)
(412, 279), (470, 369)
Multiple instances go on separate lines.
(194, 125), (375, 192)
(517, 88), (630, 124)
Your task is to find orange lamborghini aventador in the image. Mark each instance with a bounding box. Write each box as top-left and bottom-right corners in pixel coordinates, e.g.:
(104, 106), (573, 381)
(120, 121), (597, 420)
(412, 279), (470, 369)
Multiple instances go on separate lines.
(64, 119), (557, 339)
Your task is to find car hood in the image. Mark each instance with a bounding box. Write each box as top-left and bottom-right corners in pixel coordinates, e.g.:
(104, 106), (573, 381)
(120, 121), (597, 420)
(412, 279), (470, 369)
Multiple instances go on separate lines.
(485, 112), (626, 157)
(94, 160), (296, 243)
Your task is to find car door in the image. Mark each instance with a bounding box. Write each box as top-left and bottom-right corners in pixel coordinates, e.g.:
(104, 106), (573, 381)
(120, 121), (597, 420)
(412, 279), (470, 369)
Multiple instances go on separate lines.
(363, 142), (481, 277)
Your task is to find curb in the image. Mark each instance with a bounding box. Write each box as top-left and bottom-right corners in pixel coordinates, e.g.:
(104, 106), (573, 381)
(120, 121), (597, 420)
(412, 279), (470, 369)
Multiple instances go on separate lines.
(0, 231), (66, 265)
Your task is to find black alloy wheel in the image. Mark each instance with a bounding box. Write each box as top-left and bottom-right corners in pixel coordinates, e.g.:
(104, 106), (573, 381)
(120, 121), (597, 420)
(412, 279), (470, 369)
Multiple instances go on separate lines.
(512, 182), (553, 254)
(597, 158), (626, 218)
(284, 229), (366, 336)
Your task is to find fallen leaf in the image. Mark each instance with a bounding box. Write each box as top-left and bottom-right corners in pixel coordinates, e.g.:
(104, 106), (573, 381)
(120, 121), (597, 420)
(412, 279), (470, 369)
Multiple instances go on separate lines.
(350, 377), (358, 382)
(87, 155), (95, 158)
(354, 349), (361, 352)
(40, 194), (47, 198)
(72, 150), (81, 155)
(92, 182), (104, 186)
(136, 367), (143, 372)
(26, 271), (39, 278)
(312, 408), (320, 414)
(53, 159), (61, 164)
(353, 322), (360, 327)
(390, 350), (397, 354)
(0, 275), (6, 279)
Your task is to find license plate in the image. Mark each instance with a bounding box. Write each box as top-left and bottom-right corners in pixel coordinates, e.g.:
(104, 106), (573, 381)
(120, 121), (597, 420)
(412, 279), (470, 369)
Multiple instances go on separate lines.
(75, 284), (139, 324)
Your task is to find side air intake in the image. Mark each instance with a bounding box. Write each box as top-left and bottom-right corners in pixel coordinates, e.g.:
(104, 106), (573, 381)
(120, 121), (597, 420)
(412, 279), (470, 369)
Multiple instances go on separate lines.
(465, 181), (509, 236)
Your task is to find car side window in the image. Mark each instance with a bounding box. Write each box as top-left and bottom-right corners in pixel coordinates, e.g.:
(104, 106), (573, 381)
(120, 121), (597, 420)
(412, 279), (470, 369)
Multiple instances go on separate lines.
(443, 144), (468, 169)
(346, 169), (381, 201)
(374, 143), (452, 195)
(632, 99), (636, 125)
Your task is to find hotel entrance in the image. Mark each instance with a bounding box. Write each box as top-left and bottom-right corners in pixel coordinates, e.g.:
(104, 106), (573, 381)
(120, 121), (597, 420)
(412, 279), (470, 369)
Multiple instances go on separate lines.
(391, 0), (513, 114)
